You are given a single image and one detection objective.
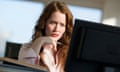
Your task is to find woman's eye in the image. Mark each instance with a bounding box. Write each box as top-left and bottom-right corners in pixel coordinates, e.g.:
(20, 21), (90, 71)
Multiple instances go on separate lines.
(60, 23), (65, 27)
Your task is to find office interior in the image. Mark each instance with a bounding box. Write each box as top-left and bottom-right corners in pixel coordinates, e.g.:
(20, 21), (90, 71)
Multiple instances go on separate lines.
(0, 0), (120, 72)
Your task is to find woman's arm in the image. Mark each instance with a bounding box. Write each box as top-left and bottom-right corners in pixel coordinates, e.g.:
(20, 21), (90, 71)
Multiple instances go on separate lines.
(18, 37), (56, 65)
(18, 43), (40, 64)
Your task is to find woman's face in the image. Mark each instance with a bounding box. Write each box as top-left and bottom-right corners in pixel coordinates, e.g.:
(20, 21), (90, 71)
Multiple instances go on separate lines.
(45, 11), (66, 41)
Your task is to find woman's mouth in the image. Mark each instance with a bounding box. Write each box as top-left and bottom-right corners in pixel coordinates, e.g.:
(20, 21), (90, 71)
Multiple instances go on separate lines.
(51, 34), (59, 37)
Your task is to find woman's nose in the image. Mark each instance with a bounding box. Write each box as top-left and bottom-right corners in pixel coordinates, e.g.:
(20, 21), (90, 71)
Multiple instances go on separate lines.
(54, 24), (60, 31)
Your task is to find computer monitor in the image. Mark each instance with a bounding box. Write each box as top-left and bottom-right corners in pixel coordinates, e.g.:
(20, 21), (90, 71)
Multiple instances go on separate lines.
(65, 19), (120, 72)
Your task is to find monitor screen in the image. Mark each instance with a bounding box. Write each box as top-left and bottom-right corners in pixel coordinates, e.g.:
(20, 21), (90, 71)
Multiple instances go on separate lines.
(65, 19), (120, 72)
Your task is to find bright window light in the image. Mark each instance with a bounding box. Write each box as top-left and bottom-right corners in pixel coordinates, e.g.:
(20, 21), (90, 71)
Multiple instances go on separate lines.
(68, 5), (102, 23)
(0, 1), (44, 43)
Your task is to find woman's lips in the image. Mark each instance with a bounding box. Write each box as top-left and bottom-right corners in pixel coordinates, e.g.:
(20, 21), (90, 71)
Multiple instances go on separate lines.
(51, 34), (59, 37)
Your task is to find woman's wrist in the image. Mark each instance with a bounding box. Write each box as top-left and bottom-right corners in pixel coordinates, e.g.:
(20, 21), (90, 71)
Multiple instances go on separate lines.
(48, 65), (56, 72)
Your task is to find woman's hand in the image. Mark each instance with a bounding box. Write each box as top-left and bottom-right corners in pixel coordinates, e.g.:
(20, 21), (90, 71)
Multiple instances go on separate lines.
(40, 43), (64, 72)
(31, 36), (57, 55)
(40, 43), (57, 72)
(31, 36), (63, 72)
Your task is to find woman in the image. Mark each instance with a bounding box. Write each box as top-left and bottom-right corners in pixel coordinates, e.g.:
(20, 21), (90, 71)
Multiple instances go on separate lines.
(18, 1), (73, 72)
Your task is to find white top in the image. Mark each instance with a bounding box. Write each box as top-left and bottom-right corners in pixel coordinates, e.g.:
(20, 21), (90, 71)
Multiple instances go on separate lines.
(18, 43), (40, 64)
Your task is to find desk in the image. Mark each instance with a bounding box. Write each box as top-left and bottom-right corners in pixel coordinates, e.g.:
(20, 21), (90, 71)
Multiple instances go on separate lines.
(0, 57), (47, 72)
(0, 63), (46, 72)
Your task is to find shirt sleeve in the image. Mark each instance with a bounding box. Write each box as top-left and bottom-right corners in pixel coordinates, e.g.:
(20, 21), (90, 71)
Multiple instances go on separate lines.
(18, 43), (40, 65)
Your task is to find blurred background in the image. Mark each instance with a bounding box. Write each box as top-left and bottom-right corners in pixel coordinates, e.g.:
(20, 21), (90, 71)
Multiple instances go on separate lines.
(0, 0), (120, 57)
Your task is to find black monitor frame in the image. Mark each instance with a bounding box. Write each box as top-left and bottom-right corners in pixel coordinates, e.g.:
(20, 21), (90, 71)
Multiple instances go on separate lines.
(65, 19), (120, 72)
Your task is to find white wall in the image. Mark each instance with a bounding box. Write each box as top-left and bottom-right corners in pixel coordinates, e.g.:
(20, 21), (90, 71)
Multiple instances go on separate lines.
(102, 0), (120, 26)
